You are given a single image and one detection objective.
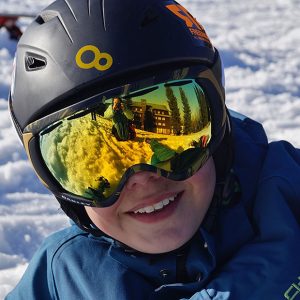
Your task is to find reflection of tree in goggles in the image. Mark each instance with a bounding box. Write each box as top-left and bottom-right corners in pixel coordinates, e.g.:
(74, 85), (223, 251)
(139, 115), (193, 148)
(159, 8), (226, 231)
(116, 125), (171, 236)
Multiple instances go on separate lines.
(39, 79), (212, 204)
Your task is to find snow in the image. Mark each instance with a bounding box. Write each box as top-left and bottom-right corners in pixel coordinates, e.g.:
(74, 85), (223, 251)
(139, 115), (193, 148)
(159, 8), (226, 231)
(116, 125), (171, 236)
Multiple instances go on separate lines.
(0, 0), (299, 298)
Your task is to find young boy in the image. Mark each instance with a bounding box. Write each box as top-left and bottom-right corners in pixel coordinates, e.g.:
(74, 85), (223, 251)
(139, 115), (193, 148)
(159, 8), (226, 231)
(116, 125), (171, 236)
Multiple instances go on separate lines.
(6, 0), (300, 299)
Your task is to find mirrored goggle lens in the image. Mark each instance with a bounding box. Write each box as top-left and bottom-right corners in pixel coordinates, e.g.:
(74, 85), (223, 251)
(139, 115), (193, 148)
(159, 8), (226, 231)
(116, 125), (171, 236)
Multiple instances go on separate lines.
(39, 79), (212, 204)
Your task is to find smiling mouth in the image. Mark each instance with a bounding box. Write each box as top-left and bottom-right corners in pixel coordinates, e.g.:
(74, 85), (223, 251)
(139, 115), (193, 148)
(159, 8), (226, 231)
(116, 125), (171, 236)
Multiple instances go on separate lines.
(133, 193), (180, 214)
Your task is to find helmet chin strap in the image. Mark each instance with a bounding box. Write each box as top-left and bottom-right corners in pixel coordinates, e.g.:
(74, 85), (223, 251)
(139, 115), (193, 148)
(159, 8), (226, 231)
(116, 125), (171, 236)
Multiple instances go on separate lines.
(202, 170), (241, 233)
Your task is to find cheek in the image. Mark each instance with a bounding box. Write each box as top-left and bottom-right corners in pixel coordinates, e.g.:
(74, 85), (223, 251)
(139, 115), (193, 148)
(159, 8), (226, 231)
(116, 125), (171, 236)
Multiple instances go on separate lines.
(189, 157), (216, 193)
(183, 157), (216, 216)
(85, 205), (121, 234)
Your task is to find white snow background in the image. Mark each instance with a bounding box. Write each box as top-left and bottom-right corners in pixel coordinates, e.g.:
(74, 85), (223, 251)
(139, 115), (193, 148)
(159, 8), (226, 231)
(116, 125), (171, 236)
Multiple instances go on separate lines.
(0, 0), (299, 298)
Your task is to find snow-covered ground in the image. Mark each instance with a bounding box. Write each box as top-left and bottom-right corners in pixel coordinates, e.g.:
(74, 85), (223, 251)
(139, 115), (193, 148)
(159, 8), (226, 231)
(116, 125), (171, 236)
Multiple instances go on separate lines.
(0, 0), (299, 298)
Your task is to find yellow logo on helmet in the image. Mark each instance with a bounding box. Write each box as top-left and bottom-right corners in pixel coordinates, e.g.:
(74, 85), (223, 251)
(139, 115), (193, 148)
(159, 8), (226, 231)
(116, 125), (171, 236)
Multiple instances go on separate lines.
(76, 45), (113, 71)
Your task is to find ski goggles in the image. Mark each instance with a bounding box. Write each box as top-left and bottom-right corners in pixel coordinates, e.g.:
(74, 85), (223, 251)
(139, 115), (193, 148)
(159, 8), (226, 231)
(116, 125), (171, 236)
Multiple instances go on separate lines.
(22, 67), (225, 207)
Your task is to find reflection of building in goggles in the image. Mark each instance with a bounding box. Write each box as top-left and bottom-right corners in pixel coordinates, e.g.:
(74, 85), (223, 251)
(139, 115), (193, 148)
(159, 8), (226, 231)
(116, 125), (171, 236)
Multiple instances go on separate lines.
(131, 100), (171, 134)
(130, 98), (210, 136)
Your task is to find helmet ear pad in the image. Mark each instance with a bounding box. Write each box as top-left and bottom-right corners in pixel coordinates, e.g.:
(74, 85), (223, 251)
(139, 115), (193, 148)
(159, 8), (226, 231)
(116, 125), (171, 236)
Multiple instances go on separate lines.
(212, 113), (233, 183)
(57, 197), (101, 234)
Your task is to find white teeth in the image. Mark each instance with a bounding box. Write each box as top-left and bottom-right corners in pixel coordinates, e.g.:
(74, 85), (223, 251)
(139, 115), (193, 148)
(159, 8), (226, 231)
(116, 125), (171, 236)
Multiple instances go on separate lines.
(153, 201), (164, 210)
(133, 194), (178, 214)
(145, 206), (155, 213)
(162, 199), (169, 206)
(169, 196), (175, 201)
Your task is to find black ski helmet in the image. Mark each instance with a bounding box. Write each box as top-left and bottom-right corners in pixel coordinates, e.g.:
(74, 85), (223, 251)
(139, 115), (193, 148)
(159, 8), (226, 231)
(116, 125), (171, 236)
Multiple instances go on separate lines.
(9, 0), (231, 232)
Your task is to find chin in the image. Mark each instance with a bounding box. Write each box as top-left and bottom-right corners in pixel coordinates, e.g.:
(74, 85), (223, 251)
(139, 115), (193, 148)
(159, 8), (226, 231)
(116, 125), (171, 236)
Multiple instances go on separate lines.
(127, 232), (195, 254)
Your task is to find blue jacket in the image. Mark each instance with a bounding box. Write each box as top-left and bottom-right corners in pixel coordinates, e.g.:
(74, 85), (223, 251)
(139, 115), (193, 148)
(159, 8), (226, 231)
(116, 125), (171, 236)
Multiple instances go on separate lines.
(6, 116), (300, 300)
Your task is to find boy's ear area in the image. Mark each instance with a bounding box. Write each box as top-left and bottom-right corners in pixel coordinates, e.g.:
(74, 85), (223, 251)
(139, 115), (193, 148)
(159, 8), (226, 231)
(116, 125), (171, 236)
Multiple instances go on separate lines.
(57, 197), (102, 235)
(212, 117), (233, 184)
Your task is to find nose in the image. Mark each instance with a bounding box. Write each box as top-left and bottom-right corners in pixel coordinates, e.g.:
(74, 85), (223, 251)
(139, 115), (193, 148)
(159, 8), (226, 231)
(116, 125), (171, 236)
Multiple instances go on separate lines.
(125, 171), (161, 191)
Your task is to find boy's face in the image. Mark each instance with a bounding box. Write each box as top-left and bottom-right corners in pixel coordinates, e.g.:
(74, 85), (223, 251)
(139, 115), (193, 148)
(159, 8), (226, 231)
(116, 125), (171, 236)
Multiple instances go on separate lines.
(85, 158), (216, 254)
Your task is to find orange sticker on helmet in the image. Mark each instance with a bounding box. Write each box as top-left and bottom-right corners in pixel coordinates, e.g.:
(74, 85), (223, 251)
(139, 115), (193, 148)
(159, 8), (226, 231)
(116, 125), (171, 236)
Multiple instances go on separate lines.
(166, 4), (212, 46)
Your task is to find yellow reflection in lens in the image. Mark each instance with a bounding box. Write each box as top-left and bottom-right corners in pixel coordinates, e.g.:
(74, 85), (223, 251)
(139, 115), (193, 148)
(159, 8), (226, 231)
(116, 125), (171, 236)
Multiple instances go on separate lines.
(39, 80), (212, 201)
(40, 117), (210, 198)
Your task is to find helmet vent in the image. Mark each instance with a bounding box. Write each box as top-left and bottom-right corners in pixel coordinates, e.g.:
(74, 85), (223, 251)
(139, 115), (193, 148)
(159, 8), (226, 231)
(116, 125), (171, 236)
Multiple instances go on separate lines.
(25, 53), (47, 71)
(36, 10), (59, 24)
(35, 10), (74, 43)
